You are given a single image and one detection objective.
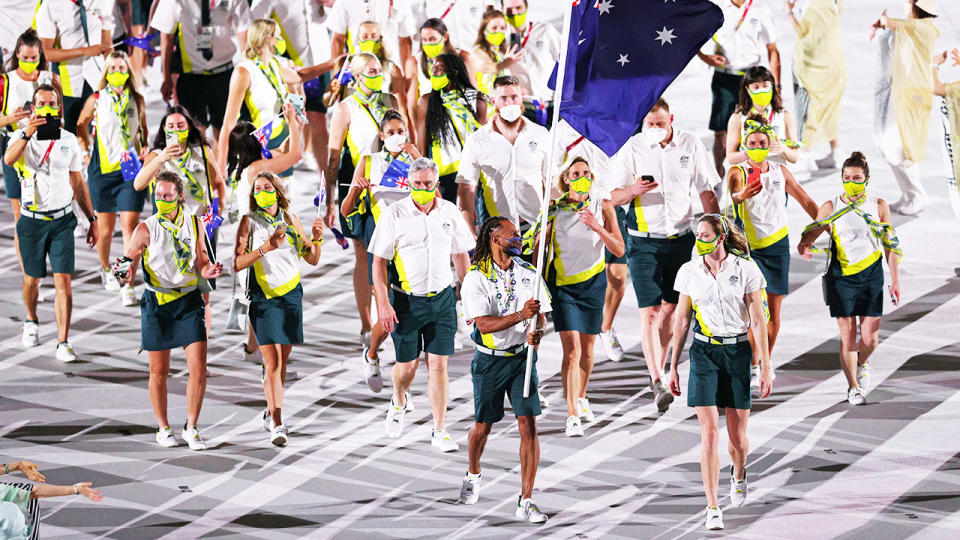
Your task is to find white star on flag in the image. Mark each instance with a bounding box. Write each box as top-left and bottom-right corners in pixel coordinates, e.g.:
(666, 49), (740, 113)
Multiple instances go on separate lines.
(617, 54), (630, 66)
(597, 0), (614, 14)
(655, 26), (676, 46)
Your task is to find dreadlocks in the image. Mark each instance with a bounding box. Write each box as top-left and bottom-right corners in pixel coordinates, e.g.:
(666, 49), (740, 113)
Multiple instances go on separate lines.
(471, 216), (510, 271)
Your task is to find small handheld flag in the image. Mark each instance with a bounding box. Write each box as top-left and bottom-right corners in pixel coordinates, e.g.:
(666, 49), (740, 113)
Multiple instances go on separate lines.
(313, 171), (328, 217)
(336, 63), (353, 85)
(251, 122), (274, 159)
(202, 198), (223, 240)
(120, 149), (142, 182)
(331, 228), (350, 250)
(377, 159), (411, 190)
(531, 99), (548, 126)
(123, 33), (160, 56)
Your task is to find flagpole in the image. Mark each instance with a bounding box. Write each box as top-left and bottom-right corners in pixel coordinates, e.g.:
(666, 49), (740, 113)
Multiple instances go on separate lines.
(523, 1), (575, 399)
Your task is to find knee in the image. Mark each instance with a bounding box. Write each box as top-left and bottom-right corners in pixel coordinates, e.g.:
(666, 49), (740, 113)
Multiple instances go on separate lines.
(517, 416), (537, 440)
(606, 271), (626, 291)
(22, 276), (39, 289)
(149, 363), (169, 379)
(53, 275), (72, 296)
(729, 432), (749, 454)
(700, 425), (720, 451)
(472, 422), (492, 439)
(860, 331), (879, 350)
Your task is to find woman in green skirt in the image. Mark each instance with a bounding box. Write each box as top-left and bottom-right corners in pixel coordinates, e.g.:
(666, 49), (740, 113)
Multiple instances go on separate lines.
(528, 157), (624, 437)
(234, 171), (324, 447)
(668, 214), (773, 531)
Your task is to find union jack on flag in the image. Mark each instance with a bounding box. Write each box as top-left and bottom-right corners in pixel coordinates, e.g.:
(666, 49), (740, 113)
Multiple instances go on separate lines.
(120, 149), (142, 182)
(252, 122), (274, 159)
(202, 197), (223, 240)
(376, 159), (411, 190)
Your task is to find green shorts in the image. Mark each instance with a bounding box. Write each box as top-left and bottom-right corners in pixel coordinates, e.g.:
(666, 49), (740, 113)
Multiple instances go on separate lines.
(391, 286), (457, 363)
(472, 348), (541, 423)
(626, 232), (695, 307)
(687, 339), (752, 410)
(604, 206), (628, 264)
(17, 211), (77, 278)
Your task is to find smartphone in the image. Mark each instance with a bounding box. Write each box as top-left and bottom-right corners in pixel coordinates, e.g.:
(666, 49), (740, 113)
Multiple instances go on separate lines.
(165, 131), (178, 148)
(641, 175), (656, 184)
(22, 100), (32, 113)
(510, 31), (521, 50)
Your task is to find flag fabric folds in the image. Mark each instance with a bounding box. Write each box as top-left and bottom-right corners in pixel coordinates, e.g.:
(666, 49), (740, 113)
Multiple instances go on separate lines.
(376, 159), (411, 190)
(550, 0), (724, 156)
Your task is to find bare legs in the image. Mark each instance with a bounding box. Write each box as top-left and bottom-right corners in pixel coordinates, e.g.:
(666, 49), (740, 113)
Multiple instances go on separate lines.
(639, 302), (678, 386)
(600, 263), (627, 333)
(148, 341), (207, 429)
(467, 415), (540, 499)
(837, 316), (881, 389)
(391, 353), (450, 430)
(352, 241), (373, 335)
(24, 273), (72, 341)
(695, 406), (750, 508)
(261, 343), (293, 426)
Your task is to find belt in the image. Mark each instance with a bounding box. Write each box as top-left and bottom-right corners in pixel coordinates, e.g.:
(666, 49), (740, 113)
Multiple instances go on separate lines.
(626, 228), (690, 240)
(390, 284), (446, 298)
(693, 332), (749, 345)
(20, 205), (73, 221)
(187, 62), (234, 76)
(144, 282), (198, 295)
(714, 66), (745, 76)
(475, 343), (527, 357)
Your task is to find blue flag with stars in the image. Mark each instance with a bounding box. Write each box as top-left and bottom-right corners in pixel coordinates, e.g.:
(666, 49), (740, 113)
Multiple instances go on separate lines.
(550, 0), (724, 157)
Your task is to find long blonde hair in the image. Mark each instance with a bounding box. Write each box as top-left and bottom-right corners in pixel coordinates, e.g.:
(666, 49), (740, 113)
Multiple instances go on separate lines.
(245, 19), (280, 61)
(350, 52), (381, 77)
(96, 51), (141, 94)
(699, 214), (750, 256)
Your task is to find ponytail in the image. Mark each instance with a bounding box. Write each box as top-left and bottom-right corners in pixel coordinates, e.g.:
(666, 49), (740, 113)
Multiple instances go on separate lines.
(699, 214), (750, 257)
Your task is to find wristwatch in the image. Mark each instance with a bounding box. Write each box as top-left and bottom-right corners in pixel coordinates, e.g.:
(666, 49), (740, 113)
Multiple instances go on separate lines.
(88, 215), (98, 225)
(19, 131), (31, 141)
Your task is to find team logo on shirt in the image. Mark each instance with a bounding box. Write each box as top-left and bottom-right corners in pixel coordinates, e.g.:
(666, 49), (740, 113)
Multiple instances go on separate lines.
(729, 275), (739, 285)
(522, 277), (531, 287)
(528, 141), (538, 151)
(772, 179), (781, 189)
(679, 155), (690, 168)
(536, 40), (544, 49)
(442, 221), (451, 232)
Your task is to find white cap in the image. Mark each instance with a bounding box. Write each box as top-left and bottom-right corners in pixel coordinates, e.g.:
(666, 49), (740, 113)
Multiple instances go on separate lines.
(914, 0), (937, 16)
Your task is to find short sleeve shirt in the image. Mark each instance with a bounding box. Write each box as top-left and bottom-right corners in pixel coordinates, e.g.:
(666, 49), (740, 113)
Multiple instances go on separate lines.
(12, 128), (83, 211)
(327, 0), (416, 58)
(150, 0), (252, 74)
(250, 0), (316, 66)
(508, 21), (562, 102)
(35, 0), (116, 97)
(674, 254), (767, 337)
(703, 0), (777, 72)
(367, 196), (475, 294)
(462, 258), (552, 350)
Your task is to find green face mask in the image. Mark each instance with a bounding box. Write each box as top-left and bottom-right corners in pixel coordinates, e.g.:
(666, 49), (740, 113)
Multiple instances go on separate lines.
(570, 176), (592, 194)
(842, 178), (867, 198)
(106, 71), (129, 88)
(35, 105), (59, 117)
(254, 190), (278, 208)
(166, 128), (189, 144)
(696, 235), (721, 256)
(505, 11), (527, 29)
(745, 147), (770, 164)
(358, 39), (382, 54)
(749, 87), (773, 109)
(155, 198), (179, 216)
(18, 59), (39, 74)
(485, 31), (506, 47)
(430, 73), (449, 91)
(361, 74), (384, 92)
(411, 187), (437, 205)
(274, 36), (286, 55)
(422, 41), (444, 58)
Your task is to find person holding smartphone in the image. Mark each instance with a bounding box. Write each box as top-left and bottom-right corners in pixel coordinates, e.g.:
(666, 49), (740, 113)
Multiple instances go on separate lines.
(798, 152), (902, 406)
(115, 171), (223, 450)
(500, 0), (561, 128)
(609, 99), (720, 414)
(3, 84), (98, 363)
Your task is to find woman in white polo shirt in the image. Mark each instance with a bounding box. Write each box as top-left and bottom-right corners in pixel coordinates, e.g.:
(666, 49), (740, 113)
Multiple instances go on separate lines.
(668, 214), (773, 531)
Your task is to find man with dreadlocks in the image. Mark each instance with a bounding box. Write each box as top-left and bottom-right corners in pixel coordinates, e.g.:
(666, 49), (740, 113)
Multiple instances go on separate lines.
(457, 216), (550, 524)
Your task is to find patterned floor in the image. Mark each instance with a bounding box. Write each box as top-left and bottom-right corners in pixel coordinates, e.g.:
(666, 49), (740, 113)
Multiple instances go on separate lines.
(2, 1), (960, 538)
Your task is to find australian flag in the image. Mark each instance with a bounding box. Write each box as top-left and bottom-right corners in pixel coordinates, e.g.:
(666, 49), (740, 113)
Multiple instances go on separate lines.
(202, 198), (223, 240)
(376, 159), (410, 190)
(336, 63), (353, 85)
(120, 149), (142, 182)
(123, 32), (160, 56)
(551, 0), (723, 156)
(252, 122), (274, 159)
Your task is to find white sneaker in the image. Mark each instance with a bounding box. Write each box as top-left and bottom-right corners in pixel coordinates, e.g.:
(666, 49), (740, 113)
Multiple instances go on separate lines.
(155, 426), (177, 448)
(244, 345), (261, 363)
(385, 394), (409, 438)
(600, 329), (624, 362)
(262, 409), (275, 432)
(565, 415), (583, 437)
(750, 364), (761, 398)
(576, 397), (595, 423)
(729, 470), (747, 506)
(100, 267), (121, 292)
(21, 321), (39, 347)
(653, 381), (673, 413)
(856, 362), (870, 389)
(459, 472), (481, 504)
(705, 506), (724, 530)
(181, 424), (207, 451)
(847, 386), (866, 406)
(119, 284), (138, 306)
(363, 345), (383, 393)
(431, 429), (459, 452)
(270, 424), (289, 447)
(56, 341), (79, 363)
(538, 388), (550, 409)
(285, 369), (299, 382)
(515, 497), (548, 524)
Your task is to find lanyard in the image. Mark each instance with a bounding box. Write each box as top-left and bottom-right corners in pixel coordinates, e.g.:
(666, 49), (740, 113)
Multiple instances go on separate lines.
(174, 148), (207, 203)
(440, 1), (456, 19)
(519, 23), (533, 49)
(734, 0), (755, 32)
(255, 57), (287, 102)
(352, 92), (385, 130)
(39, 140), (56, 168)
(110, 88), (132, 149)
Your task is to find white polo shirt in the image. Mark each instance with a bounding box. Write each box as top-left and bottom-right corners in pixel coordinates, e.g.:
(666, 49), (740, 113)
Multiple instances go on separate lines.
(508, 20), (561, 102)
(368, 196), (475, 294)
(35, 0), (116, 97)
(550, 119), (630, 201)
(702, 0), (777, 73)
(457, 117), (549, 225)
(251, 0), (315, 66)
(150, 0), (252, 74)
(419, 0), (490, 52)
(0, 1), (40, 62)
(618, 129), (720, 236)
(327, 0), (416, 59)
(12, 128), (83, 211)
(674, 254), (766, 337)
(462, 257), (552, 351)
